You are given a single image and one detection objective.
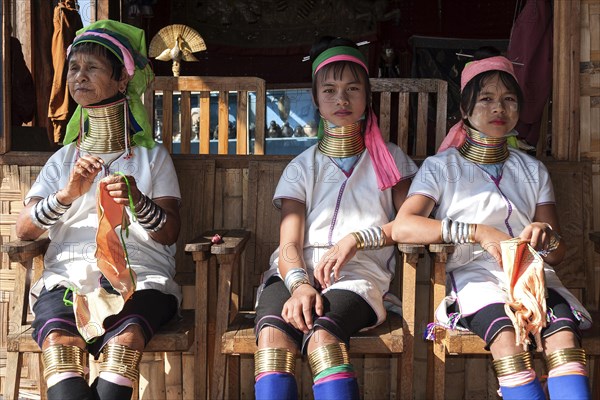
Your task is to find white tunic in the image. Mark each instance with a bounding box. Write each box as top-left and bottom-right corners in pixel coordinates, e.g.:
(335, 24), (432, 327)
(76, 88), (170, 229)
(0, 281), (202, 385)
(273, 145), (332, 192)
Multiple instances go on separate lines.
(26, 143), (183, 308)
(262, 143), (418, 327)
(409, 147), (591, 329)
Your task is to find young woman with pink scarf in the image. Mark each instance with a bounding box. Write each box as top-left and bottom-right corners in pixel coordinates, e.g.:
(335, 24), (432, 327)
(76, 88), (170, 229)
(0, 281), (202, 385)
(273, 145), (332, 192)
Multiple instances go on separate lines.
(252, 36), (417, 399)
(392, 47), (592, 400)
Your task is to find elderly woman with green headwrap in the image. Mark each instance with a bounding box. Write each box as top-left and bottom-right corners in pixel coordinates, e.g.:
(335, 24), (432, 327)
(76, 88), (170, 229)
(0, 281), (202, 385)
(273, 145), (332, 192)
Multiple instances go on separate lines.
(15, 20), (181, 400)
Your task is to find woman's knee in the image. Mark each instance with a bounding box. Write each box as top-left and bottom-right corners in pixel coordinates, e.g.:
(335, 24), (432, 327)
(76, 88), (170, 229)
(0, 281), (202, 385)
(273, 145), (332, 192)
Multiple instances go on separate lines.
(257, 326), (298, 353)
(306, 328), (340, 353)
(489, 328), (522, 359)
(106, 324), (145, 352)
(42, 331), (86, 350)
(543, 329), (579, 354)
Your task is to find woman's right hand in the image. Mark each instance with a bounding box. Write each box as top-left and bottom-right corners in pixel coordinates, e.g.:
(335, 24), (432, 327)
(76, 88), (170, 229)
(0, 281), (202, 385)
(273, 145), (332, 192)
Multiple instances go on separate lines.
(281, 284), (324, 334)
(474, 224), (512, 268)
(58, 155), (104, 204)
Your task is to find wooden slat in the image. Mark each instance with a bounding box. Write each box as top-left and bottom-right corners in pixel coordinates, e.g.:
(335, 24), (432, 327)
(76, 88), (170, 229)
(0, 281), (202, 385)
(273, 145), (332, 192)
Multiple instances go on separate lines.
(162, 91), (174, 153)
(415, 92), (429, 156)
(435, 80), (448, 151)
(218, 91), (229, 154)
(379, 91), (392, 142)
(236, 91), (248, 154)
(397, 92), (410, 152)
(199, 91), (210, 154)
(180, 91), (191, 154)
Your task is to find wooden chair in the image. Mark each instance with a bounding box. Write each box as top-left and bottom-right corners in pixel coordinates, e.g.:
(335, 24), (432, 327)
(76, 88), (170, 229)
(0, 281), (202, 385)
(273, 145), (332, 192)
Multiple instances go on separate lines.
(206, 159), (423, 399)
(369, 78), (448, 158)
(1, 159), (218, 400)
(425, 162), (599, 400)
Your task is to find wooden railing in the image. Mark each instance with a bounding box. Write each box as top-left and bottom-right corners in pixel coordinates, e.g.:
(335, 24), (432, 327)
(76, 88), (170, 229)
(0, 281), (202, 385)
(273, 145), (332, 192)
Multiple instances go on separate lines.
(144, 77), (448, 158)
(144, 76), (267, 155)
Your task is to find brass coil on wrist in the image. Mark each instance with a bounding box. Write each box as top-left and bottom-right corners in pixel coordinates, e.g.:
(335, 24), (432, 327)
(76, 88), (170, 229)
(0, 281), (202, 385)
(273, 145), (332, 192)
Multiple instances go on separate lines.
(254, 348), (296, 377)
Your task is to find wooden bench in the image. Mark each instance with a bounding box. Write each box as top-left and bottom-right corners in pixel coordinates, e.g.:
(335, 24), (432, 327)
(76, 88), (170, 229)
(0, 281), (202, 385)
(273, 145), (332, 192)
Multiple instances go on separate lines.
(425, 161), (600, 400)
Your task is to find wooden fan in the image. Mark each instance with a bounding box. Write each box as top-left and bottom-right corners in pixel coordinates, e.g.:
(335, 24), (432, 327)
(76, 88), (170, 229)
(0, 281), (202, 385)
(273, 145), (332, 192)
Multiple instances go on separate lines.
(149, 24), (207, 76)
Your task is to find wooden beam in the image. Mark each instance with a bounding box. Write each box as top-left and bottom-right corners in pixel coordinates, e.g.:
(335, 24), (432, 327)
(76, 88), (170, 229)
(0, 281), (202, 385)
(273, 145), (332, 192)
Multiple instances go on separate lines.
(1, 0), (10, 154)
(552, 0), (581, 160)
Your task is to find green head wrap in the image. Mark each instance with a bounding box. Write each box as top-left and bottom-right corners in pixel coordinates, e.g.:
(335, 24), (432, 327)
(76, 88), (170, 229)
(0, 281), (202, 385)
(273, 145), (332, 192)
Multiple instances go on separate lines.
(64, 19), (155, 149)
(311, 46), (368, 77)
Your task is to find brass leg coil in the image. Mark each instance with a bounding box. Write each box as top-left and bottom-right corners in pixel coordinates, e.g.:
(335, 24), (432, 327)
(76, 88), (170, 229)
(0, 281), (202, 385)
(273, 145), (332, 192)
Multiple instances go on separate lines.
(492, 351), (534, 377)
(42, 344), (86, 381)
(254, 348), (296, 378)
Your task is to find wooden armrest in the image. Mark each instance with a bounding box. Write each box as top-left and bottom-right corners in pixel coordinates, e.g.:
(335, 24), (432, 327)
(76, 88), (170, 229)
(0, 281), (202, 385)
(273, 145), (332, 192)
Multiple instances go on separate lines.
(397, 243), (426, 254)
(210, 229), (250, 256)
(590, 232), (600, 255)
(428, 243), (455, 254)
(0, 238), (50, 263)
(184, 230), (227, 253)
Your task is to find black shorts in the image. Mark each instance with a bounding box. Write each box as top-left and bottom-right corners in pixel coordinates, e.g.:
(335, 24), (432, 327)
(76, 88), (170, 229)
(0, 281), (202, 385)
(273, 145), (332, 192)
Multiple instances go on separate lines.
(31, 278), (178, 358)
(254, 276), (377, 354)
(458, 288), (582, 350)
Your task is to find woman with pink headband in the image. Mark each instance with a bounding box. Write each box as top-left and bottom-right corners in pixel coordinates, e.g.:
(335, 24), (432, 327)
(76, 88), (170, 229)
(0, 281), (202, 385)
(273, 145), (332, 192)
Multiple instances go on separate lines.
(15, 20), (181, 400)
(393, 47), (591, 399)
(253, 36), (417, 399)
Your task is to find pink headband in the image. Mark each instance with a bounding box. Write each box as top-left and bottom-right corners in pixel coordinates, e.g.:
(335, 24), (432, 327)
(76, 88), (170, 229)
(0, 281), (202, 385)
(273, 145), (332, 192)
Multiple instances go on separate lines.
(314, 55), (369, 76)
(67, 31), (136, 77)
(438, 56), (519, 153)
(460, 56), (517, 91)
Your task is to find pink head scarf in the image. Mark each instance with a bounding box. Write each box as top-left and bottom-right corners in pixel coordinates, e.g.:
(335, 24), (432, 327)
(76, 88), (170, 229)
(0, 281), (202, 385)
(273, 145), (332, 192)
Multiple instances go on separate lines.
(438, 56), (518, 153)
(312, 46), (402, 190)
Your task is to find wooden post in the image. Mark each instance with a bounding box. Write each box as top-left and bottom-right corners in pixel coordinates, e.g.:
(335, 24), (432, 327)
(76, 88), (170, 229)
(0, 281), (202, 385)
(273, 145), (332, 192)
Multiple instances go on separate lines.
(1, 0), (11, 154)
(552, 0), (581, 160)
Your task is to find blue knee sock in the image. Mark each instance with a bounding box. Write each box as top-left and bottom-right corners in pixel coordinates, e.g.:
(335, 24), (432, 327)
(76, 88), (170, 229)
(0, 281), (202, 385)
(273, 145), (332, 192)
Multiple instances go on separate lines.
(255, 373), (298, 400)
(547, 374), (591, 400)
(313, 377), (359, 400)
(499, 378), (545, 400)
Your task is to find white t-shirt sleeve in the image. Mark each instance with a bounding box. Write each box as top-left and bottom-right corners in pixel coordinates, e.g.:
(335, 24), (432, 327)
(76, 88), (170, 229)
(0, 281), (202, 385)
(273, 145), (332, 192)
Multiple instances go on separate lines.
(273, 156), (309, 209)
(407, 155), (444, 204)
(535, 160), (555, 205)
(148, 145), (181, 201)
(387, 142), (418, 181)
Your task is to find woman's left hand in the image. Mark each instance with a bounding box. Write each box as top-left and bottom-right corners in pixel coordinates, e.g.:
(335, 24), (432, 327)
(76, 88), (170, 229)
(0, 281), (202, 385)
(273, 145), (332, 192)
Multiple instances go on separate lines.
(101, 174), (141, 206)
(314, 234), (357, 288)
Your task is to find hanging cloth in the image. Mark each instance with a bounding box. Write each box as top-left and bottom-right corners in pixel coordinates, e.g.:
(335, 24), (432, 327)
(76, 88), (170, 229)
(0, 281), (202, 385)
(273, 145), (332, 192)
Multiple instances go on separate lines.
(506, 0), (553, 146)
(48, 0), (83, 143)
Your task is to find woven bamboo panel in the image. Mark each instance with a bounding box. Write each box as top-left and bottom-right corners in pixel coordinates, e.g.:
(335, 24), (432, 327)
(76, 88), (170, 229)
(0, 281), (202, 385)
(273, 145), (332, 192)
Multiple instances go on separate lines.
(0, 164), (40, 396)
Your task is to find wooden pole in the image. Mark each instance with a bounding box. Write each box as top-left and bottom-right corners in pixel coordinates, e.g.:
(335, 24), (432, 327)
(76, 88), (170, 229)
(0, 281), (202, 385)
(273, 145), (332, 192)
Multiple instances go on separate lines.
(1, 0), (11, 154)
(552, 0), (581, 161)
